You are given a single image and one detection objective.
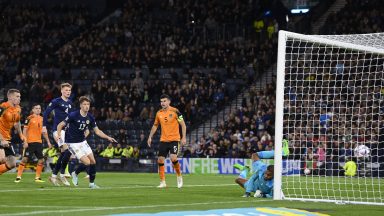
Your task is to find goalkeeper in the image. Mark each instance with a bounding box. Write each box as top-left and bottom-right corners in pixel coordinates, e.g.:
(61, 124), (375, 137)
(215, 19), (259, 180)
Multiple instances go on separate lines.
(234, 139), (290, 198)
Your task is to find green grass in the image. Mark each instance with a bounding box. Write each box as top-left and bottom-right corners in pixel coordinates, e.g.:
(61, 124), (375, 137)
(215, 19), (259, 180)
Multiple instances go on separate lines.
(283, 176), (384, 203)
(0, 172), (383, 216)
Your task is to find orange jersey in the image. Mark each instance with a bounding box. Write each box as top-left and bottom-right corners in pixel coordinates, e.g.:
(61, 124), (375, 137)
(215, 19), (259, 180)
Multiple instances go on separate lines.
(0, 102), (21, 140)
(154, 106), (183, 142)
(24, 114), (43, 143)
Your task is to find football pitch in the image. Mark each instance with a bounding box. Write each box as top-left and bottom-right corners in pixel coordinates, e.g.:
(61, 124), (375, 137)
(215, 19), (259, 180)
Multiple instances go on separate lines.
(0, 173), (383, 216)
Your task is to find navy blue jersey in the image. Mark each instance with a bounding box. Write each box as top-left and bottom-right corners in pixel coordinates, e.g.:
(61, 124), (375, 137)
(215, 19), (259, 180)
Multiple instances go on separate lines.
(63, 110), (97, 143)
(43, 97), (73, 131)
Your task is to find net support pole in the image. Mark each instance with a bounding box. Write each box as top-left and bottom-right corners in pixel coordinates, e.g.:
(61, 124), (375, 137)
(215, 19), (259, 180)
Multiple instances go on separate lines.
(273, 30), (287, 200)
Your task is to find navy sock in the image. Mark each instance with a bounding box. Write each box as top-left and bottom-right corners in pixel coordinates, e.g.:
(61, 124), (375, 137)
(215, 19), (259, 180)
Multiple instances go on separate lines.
(89, 164), (96, 183)
(60, 150), (71, 174)
(68, 159), (76, 174)
(75, 163), (88, 175)
(52, 153), (63, 175)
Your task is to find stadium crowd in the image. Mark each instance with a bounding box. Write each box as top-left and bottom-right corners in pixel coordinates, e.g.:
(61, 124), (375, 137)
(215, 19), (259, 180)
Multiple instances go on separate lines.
(321, 0), (383, 34)
(1, 0), (278, 161)
(2, 0), (382, 171)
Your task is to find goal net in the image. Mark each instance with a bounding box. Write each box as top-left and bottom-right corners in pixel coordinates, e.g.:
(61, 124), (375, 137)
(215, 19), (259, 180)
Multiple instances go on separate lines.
(274, 31), (384, 205)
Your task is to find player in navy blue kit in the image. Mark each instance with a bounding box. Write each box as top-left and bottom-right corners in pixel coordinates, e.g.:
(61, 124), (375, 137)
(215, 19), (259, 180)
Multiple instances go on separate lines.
(43, 83), (74, 186)
(57, 96), (116, 188)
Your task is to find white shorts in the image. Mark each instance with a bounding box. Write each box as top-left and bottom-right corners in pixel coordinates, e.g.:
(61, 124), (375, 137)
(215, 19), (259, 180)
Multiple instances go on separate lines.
(67, 141), (93, 160)
(53, 131), (66, 147)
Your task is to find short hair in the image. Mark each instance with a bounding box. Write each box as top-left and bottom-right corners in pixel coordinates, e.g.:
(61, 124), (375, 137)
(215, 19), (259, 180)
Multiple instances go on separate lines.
(79, 96), (91, 104)
(160, 94), (171, 101)
(267, 165), (274, 172)
(61, 83), (72, 89)
(7, 89), (20, 97)
(31, 103), (41, 109)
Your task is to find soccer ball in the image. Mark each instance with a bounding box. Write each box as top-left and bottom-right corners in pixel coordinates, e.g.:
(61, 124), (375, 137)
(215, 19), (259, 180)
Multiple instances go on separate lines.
(304, 168), (311, 175)
(354, 145), (370, 158)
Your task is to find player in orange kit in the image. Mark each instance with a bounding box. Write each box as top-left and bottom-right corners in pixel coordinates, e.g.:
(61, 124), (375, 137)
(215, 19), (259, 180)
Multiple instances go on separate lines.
(147, 94), (187, 188)
(15, 104), (52, 183)
(0, 89), (27, 175)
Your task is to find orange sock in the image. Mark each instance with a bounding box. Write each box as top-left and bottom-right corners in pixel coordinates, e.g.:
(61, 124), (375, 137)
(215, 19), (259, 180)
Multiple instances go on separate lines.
(158, 163), (165, 181)
(172, 160), (181, 176)
(16, 163), (25, 178)
(35, 163), (43, 179)
(0, 163), (11, 175)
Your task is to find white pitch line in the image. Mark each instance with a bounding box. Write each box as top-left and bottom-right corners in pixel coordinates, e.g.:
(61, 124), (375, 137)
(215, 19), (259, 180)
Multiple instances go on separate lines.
(0, 205), (93, 209)
(0, 183), (236, 193)
(0, 200), (272, 216)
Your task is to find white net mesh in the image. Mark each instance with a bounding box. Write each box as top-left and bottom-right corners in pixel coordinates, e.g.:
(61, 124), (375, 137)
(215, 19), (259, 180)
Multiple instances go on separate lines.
(279, 32), (384, 204)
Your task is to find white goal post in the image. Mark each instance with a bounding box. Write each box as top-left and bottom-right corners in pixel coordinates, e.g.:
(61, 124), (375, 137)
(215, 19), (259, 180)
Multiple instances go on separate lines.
(274, 30), (384, 205)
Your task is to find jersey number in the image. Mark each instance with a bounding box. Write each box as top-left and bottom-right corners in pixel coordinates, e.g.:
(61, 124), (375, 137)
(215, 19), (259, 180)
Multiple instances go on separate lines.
(174, 146), (178, 153)
(79, 124), (86, 130)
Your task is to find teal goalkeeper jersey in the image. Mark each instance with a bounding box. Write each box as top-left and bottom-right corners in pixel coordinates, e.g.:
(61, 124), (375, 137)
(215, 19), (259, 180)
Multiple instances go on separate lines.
(245, 160), (273, 198)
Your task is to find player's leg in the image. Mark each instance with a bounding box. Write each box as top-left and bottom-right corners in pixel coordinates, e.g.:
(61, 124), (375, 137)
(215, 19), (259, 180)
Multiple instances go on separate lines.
(34, 143), (45, 183)
(68, 155), (77, 175)
(0, 145), (17, 175)
(157, 142), (167, 188)
(50, 131), (71, 186)
(15, 147), (29, 182)
(59, 144), (71, 177)
(0, 149), (5, 164)
(57, 131), (72, 184)
(235, 177), (247, 189)
(256, 139), (290, 159)
(86, 153), (98, 189)
(49, 131), (64, 185)
(169, 141), (182, 188)
(72, 155), (90, 186)
(70, 141), (95, 188)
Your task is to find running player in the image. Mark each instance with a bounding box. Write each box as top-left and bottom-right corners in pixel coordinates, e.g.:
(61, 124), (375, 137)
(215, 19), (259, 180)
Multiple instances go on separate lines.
(57, 96), (116, 188)
(0, 89), (27, 175)
(147, 94), (187, 188)
(15, 104), (52, 183)
(43, 83), (73, 186)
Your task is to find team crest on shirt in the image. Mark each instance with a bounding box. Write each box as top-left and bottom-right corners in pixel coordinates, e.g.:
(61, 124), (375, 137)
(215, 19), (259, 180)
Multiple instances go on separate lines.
(169, 114), (173, 118)
(86, 120), (90, 124)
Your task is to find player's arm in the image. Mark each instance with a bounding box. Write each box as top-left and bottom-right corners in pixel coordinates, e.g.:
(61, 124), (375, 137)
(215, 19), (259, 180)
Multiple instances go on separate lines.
(14, 122), (27, 144)
(0, 129), (8, 147)
(93, 127), (116, 142)
(147, 125), (158, 147)
(22, 119), (29, 149)
(245, 173), (258, 193)
(42, 101), (55, 132)
(0, 106), (8, 146)
(42, 130), (52, 148)
(147, 112), (160, 147)
(56, 121), (66, 145)
(265, 188), (273, 198)
(84, 129), (90, 138)
(176, 109), (187, 145)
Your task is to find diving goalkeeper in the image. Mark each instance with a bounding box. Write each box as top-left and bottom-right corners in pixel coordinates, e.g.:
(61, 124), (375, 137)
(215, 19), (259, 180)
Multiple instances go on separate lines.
(234, 139), (289, 198)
